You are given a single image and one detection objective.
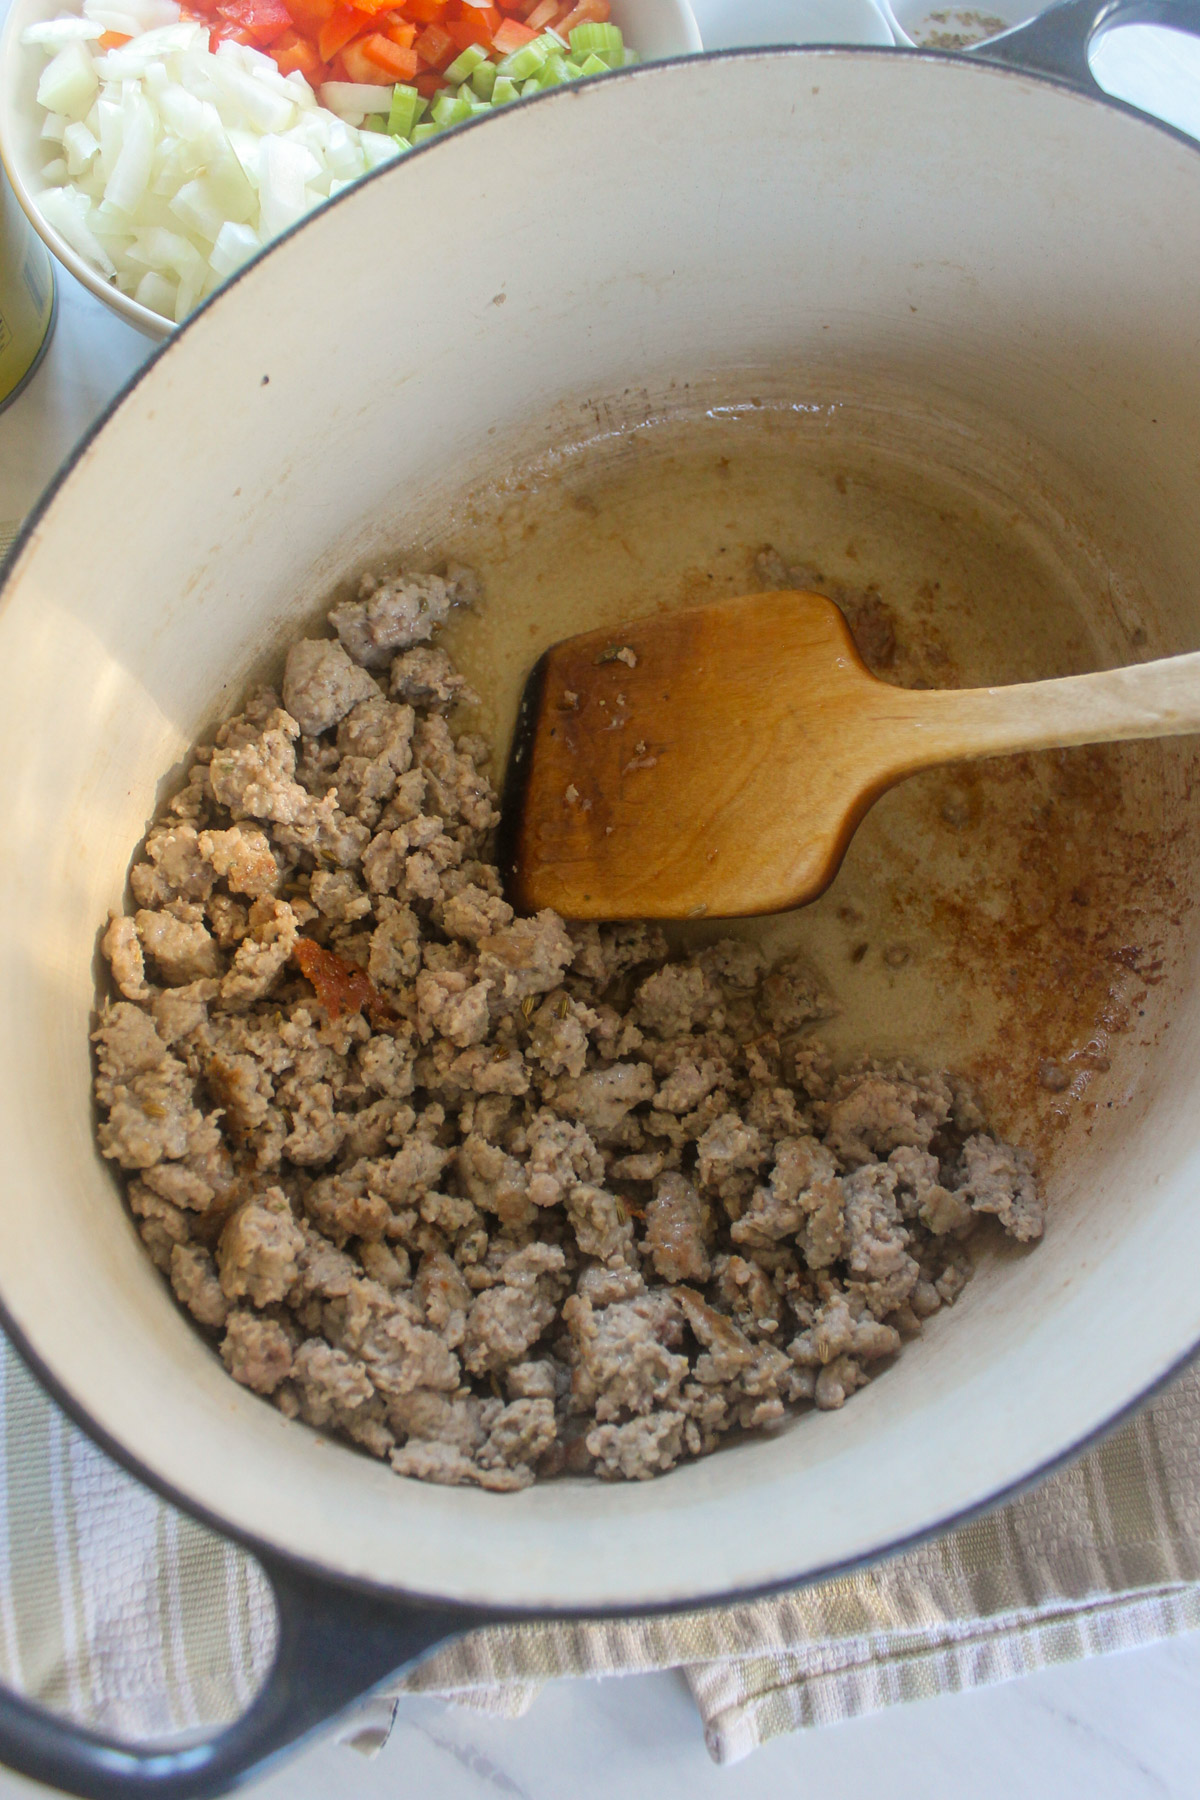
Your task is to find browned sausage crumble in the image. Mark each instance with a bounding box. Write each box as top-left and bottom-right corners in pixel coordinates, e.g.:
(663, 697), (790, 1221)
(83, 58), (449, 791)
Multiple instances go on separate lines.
(92, 566), (1044, 1488)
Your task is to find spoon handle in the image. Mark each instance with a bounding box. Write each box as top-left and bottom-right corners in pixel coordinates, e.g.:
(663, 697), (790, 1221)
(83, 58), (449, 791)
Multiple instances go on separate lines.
(878, 647), (1200, 768)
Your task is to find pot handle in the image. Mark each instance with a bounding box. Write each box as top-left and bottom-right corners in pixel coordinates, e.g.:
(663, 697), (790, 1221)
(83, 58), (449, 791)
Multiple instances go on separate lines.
(972, 0), (1200, 94)
(0, 1550), (474, 1800)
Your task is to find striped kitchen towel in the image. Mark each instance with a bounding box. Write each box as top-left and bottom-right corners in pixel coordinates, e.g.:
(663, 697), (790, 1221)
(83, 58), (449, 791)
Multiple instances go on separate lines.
(1, 1334), (1199, 1767)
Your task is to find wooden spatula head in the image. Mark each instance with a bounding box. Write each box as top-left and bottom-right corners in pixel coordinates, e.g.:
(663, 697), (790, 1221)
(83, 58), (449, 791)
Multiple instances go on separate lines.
(499, 590), (898, 920)
(499, 588), (1200, 919)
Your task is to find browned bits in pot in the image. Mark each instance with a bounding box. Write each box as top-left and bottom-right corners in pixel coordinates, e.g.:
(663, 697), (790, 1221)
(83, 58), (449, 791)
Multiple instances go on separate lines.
(293, 938), (397, 1031)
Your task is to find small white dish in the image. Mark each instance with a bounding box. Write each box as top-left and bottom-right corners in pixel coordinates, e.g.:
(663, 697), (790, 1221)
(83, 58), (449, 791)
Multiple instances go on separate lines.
(0, 0), (703, 340)
(877, 0), (1033, 49)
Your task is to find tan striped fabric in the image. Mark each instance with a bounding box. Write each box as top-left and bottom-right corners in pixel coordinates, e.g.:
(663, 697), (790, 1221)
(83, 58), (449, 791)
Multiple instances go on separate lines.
(3, 1334), (1200, 1766)
(0, 1348), (274, 1743)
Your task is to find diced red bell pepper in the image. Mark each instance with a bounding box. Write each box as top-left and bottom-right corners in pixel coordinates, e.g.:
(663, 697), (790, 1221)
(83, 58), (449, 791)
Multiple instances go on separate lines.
(458, 1), (502, 29)
(414, 66), (444, 93)
(522, 0), (559, 26)
(270, 25), (323, 73)
(96, 26), (132, 44)
(553, 0), (607, 34)
(216, 0), (293, 45)
(337, 31), (377, 75)
(353, 29), (419, 75)
(209, 19), (254, 45)
(414, 19), (454, 63)
(283, 53), (328, 81)
(405, 0), (450, 19)
(281, 0), (336, 33)
(491, 16), (535, 50)
(318, 4), (375, 60)
(446, 17), (490, 49)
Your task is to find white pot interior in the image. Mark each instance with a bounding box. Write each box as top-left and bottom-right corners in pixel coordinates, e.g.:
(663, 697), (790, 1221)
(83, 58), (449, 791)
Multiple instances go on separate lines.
(3, 50), (1200, 1613)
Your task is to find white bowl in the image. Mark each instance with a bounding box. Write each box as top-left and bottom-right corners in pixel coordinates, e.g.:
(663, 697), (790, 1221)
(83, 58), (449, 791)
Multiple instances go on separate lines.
(0, 0), (703, 339)
(688, 0), (893, 49)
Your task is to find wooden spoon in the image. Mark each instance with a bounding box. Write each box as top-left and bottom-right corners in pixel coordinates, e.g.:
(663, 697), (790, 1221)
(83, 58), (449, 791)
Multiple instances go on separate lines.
(498, 589), (1200, 920)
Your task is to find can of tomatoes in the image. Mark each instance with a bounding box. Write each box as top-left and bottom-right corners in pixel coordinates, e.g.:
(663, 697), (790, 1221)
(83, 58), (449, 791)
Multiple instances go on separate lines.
(0, 164), (56, 414)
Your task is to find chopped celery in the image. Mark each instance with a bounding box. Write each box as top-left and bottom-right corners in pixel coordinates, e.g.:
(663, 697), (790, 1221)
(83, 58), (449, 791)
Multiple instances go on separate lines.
(443, 42), (487, 83)
(471, 59), (497, 99)
(431, 90), (472, 126)
(411, 120), (439, 142)
(362, 111), (387, 132)
(492, 74), (520, 104)
(386, 82), (424, 138)
(536, 53), (568, 86)
(389, 134), (412, 151)
(623, 47), (641, 65)
(496, 38), (549, 80)
(569, 22), (623, 58)
(577, 52), (609, 76)
(519, 75), (541, 96)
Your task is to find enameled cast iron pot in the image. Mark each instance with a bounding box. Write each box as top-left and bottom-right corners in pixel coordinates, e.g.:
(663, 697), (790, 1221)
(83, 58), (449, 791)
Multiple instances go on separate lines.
(3, 5), (1200, 1791)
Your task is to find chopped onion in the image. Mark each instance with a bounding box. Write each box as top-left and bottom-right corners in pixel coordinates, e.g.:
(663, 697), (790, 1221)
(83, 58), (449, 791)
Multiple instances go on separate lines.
(62, 119), (100, 175)
(23, 16), (102, 44)
(208, 46), (298, 136)
(36, 39), (99, 121)
(83, 0), (179, 35)
(36, 183), (116, 275)
(359, 128), (402, 170)
(318, 79), (393, 124)
(257, 134), (318, 238)
(133, 268), (175, 312)
(103, 88), (156, 214)
(209, 218), (260, 278)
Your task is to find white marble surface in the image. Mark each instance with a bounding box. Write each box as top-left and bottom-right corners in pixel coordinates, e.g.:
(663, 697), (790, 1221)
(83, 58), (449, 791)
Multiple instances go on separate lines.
(6, 16), (1200, 1800)
(0, 1634), (1199, 1798)
(230, 1633), (1200, 1800)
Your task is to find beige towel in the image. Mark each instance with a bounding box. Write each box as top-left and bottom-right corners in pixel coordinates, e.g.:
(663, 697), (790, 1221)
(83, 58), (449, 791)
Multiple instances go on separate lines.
(1, 1334), (1197, 1766)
